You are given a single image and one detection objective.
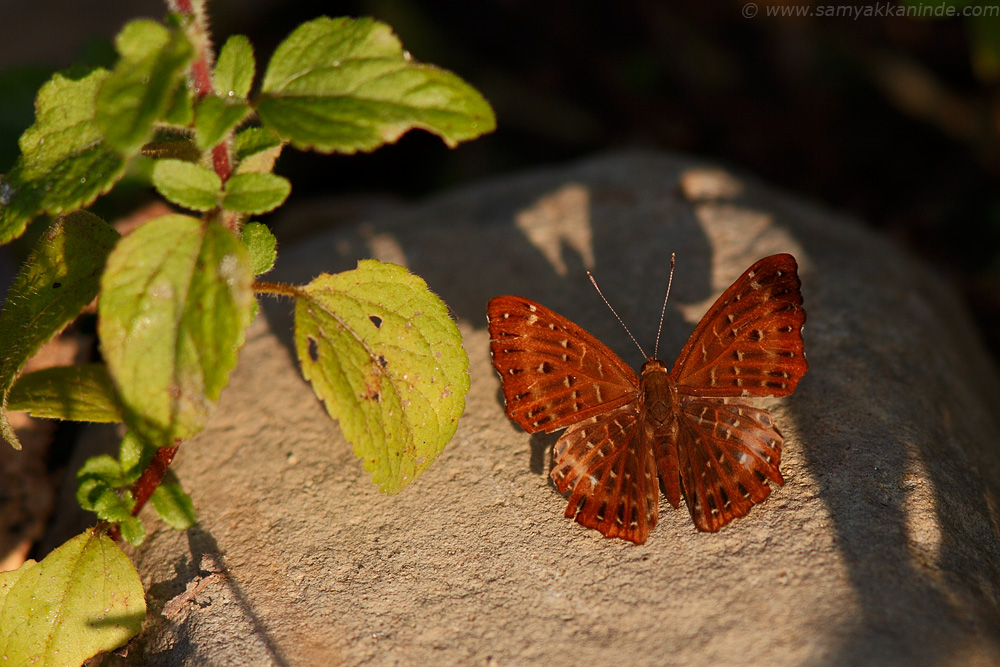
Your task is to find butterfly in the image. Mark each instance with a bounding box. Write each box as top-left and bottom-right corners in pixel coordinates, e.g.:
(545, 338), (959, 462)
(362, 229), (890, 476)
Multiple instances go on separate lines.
(487, 254), (807, 544)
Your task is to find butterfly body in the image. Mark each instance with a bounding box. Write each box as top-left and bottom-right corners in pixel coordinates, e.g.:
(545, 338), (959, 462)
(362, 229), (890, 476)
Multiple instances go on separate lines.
(488, 254), (807, 544)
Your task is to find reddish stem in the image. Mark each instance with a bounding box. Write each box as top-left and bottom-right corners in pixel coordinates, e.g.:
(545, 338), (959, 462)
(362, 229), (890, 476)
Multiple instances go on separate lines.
(107, 444), (179, 542)
(170, 0), (238, 221)
(131, 444), (179, 514)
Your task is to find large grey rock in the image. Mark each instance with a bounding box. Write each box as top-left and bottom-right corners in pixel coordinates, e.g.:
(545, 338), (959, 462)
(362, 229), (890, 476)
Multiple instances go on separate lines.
(104, 151), (1000, 665)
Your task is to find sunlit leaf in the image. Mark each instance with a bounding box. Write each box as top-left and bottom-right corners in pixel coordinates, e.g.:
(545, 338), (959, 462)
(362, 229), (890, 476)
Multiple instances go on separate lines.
(150, 472), (197, 530)
(98, 214), (254, 448)
(295, 259), (469, 493)
(95, 19), (194, 152)
(0, 70), (126, 242)
(194, 95), (250, 150)
(151, 158), (222, 211)
(0, 211), (119, 448)
(214, 34), (256, 99)
(223, 172), (290, 214)
(0, 530), (145, 666)
(8, 364), (124, 423)
(258, 17), (495, 154)
(240, 221), (277, 275)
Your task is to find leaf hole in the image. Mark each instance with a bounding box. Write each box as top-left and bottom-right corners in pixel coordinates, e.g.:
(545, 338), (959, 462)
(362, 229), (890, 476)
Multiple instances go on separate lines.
(307, 337), (319, 362)
(369, 315), (383, 328)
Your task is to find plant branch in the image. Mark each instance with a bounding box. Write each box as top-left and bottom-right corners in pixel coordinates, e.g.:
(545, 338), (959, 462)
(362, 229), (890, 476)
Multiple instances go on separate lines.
(107, 443), (179, 542)
(254, 280), (304, 299)
(169, 0), (234, 186)
(130, 444), (180, 515)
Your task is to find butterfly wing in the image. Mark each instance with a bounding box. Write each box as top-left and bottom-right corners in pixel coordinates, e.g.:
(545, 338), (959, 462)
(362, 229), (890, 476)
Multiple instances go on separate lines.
(550, 403), (659, 544)
(670, 253), (808, 398)
(488, 295), (639, 433)
(670, 254), (806, 531)
(676, 398), (785, 532)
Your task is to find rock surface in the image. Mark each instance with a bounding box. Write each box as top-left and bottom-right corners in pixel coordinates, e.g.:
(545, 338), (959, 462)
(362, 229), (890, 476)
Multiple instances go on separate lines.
(91, 151), (1000, 665)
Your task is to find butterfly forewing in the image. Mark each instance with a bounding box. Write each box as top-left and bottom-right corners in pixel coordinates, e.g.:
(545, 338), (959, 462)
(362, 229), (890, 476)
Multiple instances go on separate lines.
(550, 403), (659, 544)
(488, 295), (639, 433)
(671, 254), (807, 398)
(676, 398), (785, 531)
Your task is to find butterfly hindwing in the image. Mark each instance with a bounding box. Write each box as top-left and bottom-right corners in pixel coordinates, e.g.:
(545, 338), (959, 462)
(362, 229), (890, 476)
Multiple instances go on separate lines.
(550, 403), (659, 544)
(676, 398), (784, 532)
(487, 295), (639, 434)
(671, 253), (807, 398)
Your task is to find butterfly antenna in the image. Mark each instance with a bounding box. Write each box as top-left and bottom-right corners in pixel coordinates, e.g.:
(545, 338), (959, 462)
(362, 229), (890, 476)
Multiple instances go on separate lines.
(653, 253), (676, 359)
(587, 271), (648, 359)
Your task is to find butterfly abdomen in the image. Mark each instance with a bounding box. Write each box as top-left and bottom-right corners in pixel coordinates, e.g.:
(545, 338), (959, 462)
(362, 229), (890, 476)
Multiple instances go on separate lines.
(639, 359), (684, 509)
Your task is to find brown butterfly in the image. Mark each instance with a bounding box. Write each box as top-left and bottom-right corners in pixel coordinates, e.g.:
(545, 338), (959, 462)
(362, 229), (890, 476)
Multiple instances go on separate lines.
(487, 254), (807, 544)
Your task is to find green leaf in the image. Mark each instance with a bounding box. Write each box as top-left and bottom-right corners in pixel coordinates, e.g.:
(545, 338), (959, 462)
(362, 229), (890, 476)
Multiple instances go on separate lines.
(7, 364), (124, 423)
(258, 17), (496, 154)
(223, 172), (290, 214)
(240, 221), (277, 275)
(0, 70), (127, 242)
(163, 83), (195, 126)
(194, 95), (250, 150)
(119, 516), (146, 547)
(151, 159), (223, 211)
(75, 454), (133, 524)
(98, 214), (255, 448)
(151, 473), (197, 530)
(95, 19), (194, 152)
(77, 454), (127, 489)
(0, 530), (145, 666)
(119, 430), (155, 481)
(0, 211), (120, 449)
(233, 126), (283, 174)
(214, 34), (256, 99)
(294, 260), (469, 493)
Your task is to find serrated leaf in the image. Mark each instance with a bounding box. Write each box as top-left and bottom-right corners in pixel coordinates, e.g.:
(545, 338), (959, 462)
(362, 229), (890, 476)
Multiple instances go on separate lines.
(0, 70), (127, 242)
(98, 214), (254, 448)
(194, 95), (250, 150)
(119, 517), (146, 547)
(151, 159), (222, 211)
(0, 211), (120, 449)
(240, 221), (277, 275)
(7, 364), (124, 423)
(95, 19), (194, 152)
(223, 172), (290, 214)
(234, 126), (283, 174)
(0, 530), (145, 666)
(151, 473), (197, 530)
(258, 16), (496, 154)
(77, 454), (127, 488)
(215, 35), (256, 99)
(294, 260), (469, 493)
(119, 430), (155, 481)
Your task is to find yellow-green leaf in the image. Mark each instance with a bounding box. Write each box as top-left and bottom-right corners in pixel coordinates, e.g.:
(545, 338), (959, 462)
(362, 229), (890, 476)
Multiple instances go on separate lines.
(0, 530), (145, 666)
(8, 364), (124, 423)
(0, 212), (119, 448)
(258, 17), (495, 154)
(294, 260), (469, 493)
(98, 214), (254, 448)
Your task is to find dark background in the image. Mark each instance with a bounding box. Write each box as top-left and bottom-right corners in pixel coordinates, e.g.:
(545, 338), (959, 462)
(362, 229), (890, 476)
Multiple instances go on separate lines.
(1, 0), (998, 358)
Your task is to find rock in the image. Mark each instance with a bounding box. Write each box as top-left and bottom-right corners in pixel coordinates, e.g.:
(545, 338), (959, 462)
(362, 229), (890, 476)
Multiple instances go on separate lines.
(99, 150), (1000, 665)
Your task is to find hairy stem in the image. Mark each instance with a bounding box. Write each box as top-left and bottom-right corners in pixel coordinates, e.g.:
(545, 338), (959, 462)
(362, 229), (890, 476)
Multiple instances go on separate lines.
(254, 280), (304, 299)
(169, 0), (235, 191)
